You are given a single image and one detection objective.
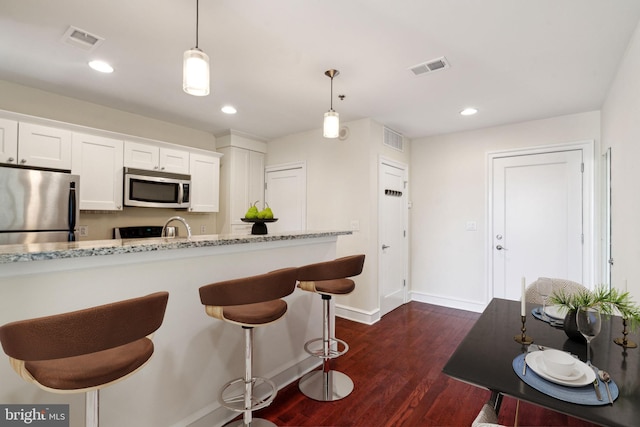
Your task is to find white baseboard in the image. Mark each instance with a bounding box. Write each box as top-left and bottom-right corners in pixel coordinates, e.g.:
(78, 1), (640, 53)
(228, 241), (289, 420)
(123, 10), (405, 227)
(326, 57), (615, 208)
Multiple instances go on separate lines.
(410, 291), (487, 313)
(335, 303), (380, 325)
(173, 356), (322, 427)
(335, 294), (487, 324)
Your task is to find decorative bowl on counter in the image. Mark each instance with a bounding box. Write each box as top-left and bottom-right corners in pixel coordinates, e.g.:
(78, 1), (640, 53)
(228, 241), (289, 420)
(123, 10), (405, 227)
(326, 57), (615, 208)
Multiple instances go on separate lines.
(240, 218), (278, 235)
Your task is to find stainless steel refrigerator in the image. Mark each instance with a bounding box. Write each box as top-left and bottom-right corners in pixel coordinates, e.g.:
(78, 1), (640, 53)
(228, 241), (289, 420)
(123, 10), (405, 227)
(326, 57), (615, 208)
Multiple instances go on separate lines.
(0, 166), (80, 244)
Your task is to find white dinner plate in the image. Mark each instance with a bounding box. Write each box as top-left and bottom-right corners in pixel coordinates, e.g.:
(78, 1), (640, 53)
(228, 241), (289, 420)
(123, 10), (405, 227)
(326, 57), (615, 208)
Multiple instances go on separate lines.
(525, 351), (595, 387)
(544, 305), (568, 320)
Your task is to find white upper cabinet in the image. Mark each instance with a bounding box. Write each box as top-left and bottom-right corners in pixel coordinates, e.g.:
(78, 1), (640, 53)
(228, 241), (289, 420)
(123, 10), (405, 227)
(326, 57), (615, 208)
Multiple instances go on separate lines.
(4, 122), (72, 170)
(72, 133), (124, 211)
(160, 147), (190, 174)
(218, 146), (265, 234)
(0, 118), (18, 164)
(124, 140), (189, 174)
(189, 152), (221, 213)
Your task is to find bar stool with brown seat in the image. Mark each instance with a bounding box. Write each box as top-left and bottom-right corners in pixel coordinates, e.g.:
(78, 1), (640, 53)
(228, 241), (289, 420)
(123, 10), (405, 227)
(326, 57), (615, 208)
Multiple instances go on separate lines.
(0, 291), (169, 427)
(296, 254), (365, 401)
(199, 267), (298, 427)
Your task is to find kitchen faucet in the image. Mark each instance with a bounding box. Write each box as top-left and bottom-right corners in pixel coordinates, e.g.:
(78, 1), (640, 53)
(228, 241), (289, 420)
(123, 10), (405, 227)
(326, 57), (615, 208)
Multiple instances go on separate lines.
(162, 216), (192, 238)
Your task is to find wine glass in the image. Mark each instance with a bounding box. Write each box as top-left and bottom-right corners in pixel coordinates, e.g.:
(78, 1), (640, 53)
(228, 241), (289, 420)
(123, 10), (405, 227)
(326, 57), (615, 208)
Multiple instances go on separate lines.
(576, 307), (601, 366)
(537, 278), (553, 320)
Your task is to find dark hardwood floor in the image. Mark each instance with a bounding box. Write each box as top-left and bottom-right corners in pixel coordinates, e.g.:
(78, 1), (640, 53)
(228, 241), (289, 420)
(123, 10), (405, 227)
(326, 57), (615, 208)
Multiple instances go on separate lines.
(253, 301), (599, 427)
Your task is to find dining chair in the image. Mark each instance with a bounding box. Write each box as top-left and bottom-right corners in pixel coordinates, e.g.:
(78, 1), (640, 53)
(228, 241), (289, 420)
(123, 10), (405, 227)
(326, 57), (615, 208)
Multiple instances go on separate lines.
(525, 277), (587, 304)
(0, 291), (169, 427)
(472, 403), (507, 427)
(472, 392), (507, 427)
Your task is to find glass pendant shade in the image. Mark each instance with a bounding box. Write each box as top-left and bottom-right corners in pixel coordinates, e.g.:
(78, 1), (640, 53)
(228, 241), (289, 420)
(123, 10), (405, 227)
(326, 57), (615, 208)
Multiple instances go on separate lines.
(183, 48), (210, 96)
(323, 110), (340, 138)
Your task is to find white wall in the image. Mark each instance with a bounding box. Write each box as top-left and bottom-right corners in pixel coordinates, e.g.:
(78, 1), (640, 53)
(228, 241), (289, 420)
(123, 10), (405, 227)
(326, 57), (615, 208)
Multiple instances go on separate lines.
(602, 20), (640, 300)
(410, 111), (601, 312)
(0, 80), (216, 150)
(266, 119), (412, 320)
(0, 80), (219, 239)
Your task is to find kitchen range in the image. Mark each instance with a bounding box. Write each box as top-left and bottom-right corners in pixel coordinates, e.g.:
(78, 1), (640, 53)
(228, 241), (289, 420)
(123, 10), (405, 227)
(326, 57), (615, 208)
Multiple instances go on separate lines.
(113, 226), (165, 239)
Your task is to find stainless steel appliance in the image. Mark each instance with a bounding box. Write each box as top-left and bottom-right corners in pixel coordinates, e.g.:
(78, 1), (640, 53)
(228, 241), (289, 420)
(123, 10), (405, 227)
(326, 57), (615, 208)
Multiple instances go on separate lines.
(0, 166), (79, 244)
(113, 226), (176, 239)
(123, 167), (190, 209)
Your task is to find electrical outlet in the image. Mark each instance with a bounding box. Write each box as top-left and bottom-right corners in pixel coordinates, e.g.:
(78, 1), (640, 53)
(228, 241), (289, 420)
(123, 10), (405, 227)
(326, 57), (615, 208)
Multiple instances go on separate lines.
(79, 225), (89, 237)
(350, 220), (360, 231)
(200, 225), (206, 234)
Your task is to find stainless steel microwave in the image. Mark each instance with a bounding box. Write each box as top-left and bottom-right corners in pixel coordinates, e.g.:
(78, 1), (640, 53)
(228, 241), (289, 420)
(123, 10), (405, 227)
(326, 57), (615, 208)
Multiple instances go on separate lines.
(123, 167), (191, 209)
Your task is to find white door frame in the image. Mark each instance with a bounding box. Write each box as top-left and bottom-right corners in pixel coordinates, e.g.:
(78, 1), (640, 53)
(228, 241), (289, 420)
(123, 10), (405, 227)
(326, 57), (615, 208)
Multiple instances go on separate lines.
(486, 140), (595, 302)
(378, 156), (410, 313)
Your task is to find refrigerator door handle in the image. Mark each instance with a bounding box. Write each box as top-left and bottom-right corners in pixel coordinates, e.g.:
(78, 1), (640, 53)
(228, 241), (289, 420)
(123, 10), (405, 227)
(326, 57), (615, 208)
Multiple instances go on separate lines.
(68, 182), (77, 242)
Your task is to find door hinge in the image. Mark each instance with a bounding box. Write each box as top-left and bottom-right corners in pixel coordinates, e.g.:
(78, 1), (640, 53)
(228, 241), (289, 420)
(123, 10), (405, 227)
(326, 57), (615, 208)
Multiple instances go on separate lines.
(403, 230), (406, 237)
(581, 233), (584, 244)
(581, 163), (584, 173)
(404, 181), (407, 189)
(264, 182), (267, 190)
(403, 279), (406, 287)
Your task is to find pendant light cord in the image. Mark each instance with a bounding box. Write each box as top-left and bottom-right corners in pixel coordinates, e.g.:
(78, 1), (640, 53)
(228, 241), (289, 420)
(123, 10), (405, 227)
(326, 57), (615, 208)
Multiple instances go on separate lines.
(330, 76), (334, 111)
(195, 0), (200, 49)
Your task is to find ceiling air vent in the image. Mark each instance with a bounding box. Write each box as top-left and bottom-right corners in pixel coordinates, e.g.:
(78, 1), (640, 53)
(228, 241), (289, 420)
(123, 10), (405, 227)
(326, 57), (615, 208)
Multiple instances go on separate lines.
(61, 26), (104, 52)
(409, 56), (450, 76)
(383, 126), (403, 152)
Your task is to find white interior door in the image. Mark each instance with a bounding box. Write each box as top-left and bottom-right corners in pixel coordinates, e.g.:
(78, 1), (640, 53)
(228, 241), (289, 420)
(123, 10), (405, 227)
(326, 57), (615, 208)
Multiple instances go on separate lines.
(379, 159), (408, 316)
(264, 163), (306, 233)
(492, 149), (584, 300)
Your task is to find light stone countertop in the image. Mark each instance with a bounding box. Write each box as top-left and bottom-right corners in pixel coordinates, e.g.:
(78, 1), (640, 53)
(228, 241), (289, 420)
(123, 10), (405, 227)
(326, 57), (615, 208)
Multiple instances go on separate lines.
(0, 230), (351, 264)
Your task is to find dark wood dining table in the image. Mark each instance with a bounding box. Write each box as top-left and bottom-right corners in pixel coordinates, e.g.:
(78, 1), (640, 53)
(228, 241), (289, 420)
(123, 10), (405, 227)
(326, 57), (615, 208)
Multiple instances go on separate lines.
(442, 298), (640, 427)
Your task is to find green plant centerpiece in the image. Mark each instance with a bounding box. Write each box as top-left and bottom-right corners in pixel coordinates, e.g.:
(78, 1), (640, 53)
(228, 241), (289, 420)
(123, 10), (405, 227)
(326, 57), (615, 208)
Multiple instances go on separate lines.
(549, 285), (640, 342)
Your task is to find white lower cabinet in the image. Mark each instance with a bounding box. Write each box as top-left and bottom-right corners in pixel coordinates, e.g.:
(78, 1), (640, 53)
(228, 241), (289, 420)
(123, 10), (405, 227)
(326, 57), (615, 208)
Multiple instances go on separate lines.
(72, 133), (124, 210)
(188, 152), (221, 212)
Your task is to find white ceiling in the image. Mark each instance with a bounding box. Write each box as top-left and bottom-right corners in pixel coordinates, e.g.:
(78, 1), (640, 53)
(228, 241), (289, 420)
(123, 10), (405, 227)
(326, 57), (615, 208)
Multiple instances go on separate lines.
(1, 0), (640, 141)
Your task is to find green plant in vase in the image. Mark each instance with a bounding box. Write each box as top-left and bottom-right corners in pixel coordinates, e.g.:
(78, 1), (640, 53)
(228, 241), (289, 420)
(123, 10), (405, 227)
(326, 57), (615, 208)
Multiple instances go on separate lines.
(549, 285), (640, 342)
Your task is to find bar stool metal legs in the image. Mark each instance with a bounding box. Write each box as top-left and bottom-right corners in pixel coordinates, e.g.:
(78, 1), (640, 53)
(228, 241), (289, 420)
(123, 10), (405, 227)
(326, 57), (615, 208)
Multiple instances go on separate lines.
(299, 294), (353, 401)
(220, 327), (277, 427)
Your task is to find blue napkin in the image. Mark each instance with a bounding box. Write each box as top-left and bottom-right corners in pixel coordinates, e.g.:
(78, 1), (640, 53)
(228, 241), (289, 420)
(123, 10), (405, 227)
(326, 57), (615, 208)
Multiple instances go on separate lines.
(513, 353), (618, 405)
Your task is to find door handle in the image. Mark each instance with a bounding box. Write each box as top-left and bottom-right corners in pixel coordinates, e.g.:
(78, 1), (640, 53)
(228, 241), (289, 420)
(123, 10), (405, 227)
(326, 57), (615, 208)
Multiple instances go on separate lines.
(382, 244), (390, 250)
(496, 245), (507, 251)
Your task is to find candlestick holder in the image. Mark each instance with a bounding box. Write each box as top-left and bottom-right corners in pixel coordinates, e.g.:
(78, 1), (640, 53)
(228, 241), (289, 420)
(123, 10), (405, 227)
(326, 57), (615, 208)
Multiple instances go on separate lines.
(614, 318), (638, 349)
(514, 315), (533, 345)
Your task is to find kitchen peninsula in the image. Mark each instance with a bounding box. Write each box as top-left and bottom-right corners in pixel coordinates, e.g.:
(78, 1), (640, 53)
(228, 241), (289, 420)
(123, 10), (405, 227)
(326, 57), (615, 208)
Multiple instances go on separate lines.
(0, 231), (351, 427)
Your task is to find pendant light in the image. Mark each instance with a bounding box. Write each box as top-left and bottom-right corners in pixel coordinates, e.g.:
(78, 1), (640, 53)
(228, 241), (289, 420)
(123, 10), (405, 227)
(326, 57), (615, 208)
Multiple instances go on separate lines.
(183, 0), (210, 96)
(323, 69), (340, 138)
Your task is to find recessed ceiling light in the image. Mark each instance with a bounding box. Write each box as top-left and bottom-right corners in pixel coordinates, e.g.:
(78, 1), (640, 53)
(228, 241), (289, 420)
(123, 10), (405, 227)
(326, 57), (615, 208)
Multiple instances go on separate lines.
(88, 60), (114, 73)
(221, 105), (237, 114)
(460, 107), (478, 116)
